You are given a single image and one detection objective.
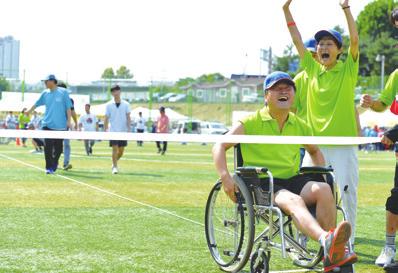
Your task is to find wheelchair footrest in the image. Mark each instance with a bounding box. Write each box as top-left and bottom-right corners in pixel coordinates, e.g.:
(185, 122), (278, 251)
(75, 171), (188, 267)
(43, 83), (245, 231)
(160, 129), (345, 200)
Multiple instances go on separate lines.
(384, 263), (398, 273)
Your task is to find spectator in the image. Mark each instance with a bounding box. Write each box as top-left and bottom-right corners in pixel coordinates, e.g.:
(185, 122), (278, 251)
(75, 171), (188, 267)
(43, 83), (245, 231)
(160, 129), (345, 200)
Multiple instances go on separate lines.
(135, 111), (146, 146)
(5, 111), (18, 129)
(18, 108), (30, 147)
(156, 106), (169, 155)
(78, 104), (98, 155)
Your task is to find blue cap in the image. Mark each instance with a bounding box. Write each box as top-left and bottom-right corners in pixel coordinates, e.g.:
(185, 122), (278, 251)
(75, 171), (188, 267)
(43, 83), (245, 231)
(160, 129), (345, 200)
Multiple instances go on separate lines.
(304, 38), (317, 53)
(263, 71), (295, 91)
(43, 74), (57, 81)
(314, 29), (343, 48)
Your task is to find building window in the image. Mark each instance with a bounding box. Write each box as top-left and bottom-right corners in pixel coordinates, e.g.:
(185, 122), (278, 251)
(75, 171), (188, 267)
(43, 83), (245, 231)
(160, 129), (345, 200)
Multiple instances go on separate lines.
(242, 88), (251, 96)
(219, 88), (227, 97)
(196, 89), (204, 98)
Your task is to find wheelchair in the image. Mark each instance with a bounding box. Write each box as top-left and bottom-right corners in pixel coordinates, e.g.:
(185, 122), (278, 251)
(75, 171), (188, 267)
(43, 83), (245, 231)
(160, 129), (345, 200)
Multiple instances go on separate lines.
(205, 145), (353, 273)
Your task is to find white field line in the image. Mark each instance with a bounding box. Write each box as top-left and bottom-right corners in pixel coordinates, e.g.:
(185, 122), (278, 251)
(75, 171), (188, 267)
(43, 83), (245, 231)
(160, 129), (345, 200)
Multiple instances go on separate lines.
(0, 153), (205, 227)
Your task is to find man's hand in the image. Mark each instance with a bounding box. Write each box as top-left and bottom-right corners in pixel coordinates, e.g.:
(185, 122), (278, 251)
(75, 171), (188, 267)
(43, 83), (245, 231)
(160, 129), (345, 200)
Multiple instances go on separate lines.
(381, 135), (394, 146)
(283, 0), (292, 10)
(221, 174), (237, 203)
(340, 0), (349, 8)
(360, 94), (373, 108)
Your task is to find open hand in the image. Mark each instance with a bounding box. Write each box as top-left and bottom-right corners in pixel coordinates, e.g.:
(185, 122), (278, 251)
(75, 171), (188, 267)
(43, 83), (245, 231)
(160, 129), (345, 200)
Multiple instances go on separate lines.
(221, 175), (238, 203)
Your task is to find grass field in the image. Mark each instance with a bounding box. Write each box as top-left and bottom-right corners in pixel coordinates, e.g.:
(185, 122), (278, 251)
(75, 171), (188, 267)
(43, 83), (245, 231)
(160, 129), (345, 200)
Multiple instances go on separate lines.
(0, 140), (395, 273)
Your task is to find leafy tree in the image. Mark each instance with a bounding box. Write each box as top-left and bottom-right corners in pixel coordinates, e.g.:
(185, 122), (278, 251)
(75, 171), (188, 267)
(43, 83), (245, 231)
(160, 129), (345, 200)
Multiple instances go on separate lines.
(0, 77), (10, 91)
(175, 77), (195, 88)
(273, 44), (299, 75)
(116, 65), (133, 79)
(101, 67), (115, 79)
(356, 0), (398, 76)
(197, 73), (226, 83)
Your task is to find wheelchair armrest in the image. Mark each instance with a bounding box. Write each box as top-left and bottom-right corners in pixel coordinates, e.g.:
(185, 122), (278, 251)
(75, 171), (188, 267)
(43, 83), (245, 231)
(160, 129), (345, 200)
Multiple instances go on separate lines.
(299, 166), (333, 174)
(237, 166), (268, 175)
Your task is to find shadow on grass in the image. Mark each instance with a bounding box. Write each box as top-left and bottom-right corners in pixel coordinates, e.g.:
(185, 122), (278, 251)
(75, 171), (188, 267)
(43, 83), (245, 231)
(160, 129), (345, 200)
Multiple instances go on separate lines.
(355, 237), (385, 265)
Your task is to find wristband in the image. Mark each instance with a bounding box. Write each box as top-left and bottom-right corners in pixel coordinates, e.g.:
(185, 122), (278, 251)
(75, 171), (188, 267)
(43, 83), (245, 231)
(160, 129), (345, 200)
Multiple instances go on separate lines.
(342, 6), (350, 10)
(287, 21), (296, 27)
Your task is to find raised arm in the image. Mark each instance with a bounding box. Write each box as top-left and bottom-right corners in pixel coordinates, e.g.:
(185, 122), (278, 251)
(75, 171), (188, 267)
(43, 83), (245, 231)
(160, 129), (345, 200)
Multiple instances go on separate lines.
(212, 123), (243, 202)
(340, 0), (359, 60)
(283, 0), (306, 59)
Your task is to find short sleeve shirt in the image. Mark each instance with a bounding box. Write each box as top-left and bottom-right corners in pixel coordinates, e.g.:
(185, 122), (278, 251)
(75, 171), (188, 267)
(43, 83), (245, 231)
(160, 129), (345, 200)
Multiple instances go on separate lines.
(380, 69), (398, 106)
(292, 70), (309, 121)
(34, 87), (72, 130)
(239, 107), (313, 179)
(300, 49), (359, 137)
(157, 115), (169, 133)
(79, 113), (98, 132)
(105, 100), (131, 132)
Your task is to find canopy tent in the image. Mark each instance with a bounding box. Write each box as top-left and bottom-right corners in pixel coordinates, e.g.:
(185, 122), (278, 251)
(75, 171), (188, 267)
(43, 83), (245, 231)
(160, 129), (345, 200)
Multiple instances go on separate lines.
(359, 109), (397, 128)
(0, 92), (90, 115)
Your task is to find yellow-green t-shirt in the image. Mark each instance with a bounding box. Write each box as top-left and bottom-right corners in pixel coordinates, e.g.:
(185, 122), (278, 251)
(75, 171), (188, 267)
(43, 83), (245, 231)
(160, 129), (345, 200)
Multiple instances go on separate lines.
(239, 107), (313, 179)
(18, 114), (30, 129)
(301, 49), (359, 136)
(292, 70), (309, 122)
(380, 69), (398, 106)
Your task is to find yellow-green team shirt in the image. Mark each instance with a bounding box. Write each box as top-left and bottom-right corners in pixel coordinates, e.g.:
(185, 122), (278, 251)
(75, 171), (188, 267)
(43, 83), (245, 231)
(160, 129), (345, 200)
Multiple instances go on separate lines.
(292, 70), (309, 122)
(239, 107), (313, 179)
(301, 49), (359, 136)
(380, 69), (398, 106)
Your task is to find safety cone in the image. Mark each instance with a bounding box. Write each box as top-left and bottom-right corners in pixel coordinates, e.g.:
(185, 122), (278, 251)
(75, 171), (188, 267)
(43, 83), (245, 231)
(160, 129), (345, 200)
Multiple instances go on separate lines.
(16, 124), (21, 146)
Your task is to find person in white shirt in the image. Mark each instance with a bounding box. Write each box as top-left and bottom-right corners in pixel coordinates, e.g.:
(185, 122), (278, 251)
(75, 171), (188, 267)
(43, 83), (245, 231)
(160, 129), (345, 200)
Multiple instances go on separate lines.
(135, 111), (146, 146)
(78, 104), (98, 156)
(104, 85), (131, 174)
(30, 111), (42, 129)
(5, 112), (18, 129)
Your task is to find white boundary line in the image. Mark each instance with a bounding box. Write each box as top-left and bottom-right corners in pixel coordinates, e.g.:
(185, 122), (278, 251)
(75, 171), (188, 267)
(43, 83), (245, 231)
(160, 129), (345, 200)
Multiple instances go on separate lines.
(0, 129), (381, 145)
(0, 153), (205, 227)
(2, 153), (324, 272)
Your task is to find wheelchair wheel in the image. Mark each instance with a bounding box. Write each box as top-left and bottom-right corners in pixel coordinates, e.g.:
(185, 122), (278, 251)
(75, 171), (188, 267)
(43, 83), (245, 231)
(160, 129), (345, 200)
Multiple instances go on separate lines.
(205, 176), (255, 273)
(250, 251), (269, 273)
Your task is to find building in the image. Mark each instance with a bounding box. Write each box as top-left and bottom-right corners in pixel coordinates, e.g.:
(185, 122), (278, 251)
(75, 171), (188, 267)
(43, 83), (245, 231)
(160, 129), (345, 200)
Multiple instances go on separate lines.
(0, 36), (20, 80)
(180, 75), (265, 103)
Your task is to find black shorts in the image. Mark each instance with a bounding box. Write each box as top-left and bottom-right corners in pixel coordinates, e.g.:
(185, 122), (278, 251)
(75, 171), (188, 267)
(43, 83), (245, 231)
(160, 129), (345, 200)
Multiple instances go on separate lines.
(260, 173), (326, 195)
(109, 140), (128, 147)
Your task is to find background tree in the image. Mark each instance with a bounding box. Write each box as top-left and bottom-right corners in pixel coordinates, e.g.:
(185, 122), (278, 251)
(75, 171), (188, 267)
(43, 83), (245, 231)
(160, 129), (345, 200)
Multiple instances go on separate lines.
(197, 73), (226, 83)
(0, 77), (10, 92)
(356, 0), (398, 76)
(272, 44), (299, 75)
(115, 65), (133, 79)
(101, 67), (115, 79)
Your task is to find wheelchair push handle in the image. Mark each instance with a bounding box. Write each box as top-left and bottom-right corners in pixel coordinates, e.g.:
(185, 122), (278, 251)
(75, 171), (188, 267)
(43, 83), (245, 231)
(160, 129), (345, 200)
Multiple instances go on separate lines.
(299, 166), (333, 174)
(237, 167), (268, 175)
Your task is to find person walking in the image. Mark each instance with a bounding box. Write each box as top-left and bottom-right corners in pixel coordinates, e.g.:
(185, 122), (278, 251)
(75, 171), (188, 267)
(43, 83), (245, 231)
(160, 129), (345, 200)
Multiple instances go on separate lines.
(104, 85), (131, 174)
(27, 74), (72, 174)
(156, 106), (169, 155)
(135, 111), (146, 146)
(78, 104), (98, 155)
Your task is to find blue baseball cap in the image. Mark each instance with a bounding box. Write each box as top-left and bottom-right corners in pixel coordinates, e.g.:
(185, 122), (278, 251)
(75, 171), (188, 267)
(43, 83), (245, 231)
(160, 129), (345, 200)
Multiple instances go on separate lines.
(263, 71), (295, 91)
(304, 38), (317, 53)
(43, 74), (57, 82)
(314, 29), (343, 48)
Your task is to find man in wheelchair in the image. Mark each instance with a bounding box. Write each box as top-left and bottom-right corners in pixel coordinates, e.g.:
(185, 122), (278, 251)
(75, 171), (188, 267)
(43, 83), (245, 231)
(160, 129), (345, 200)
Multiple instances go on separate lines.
(212, 71), (358, 272)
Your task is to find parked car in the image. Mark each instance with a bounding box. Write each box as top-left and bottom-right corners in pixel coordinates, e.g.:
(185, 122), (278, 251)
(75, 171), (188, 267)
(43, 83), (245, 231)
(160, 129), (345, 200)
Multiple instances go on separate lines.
(200, 122), (228, 135)
(242, 94), (260, 103)
(173, 120), (202, 134)
(159, 93), (177, 102)
(169, 94), (187, 102)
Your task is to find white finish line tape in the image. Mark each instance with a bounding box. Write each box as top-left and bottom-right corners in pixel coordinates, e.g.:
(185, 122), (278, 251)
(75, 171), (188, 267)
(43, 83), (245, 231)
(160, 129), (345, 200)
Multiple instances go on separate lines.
(0, 129), (380, 145)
